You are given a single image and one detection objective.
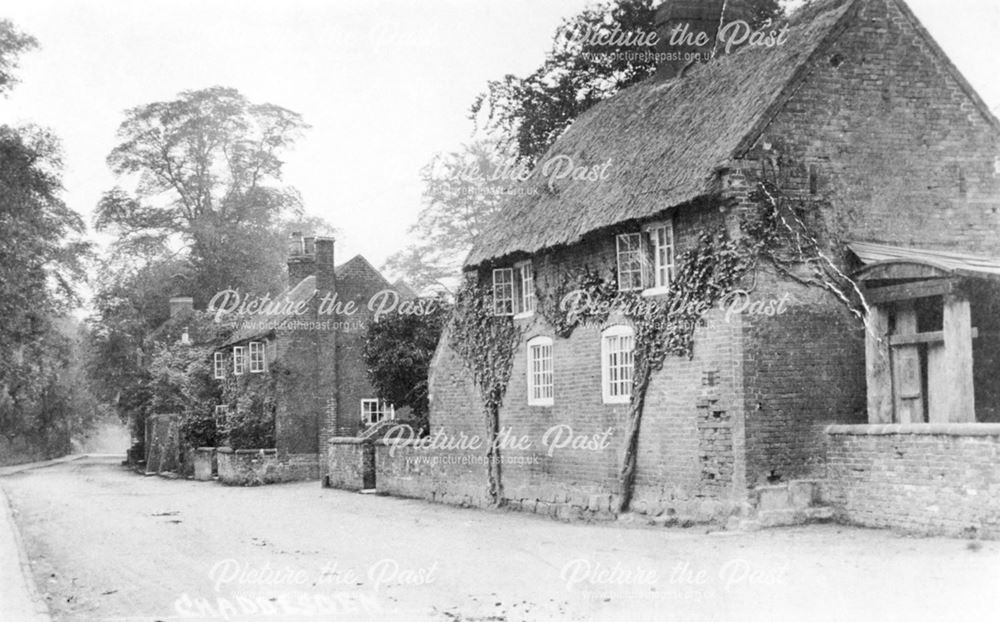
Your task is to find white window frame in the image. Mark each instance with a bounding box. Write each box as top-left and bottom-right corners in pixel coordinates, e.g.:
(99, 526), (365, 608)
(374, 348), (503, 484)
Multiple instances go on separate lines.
(514, 260), (536, 318)
(214, 404), (229, 416)
(213, 352), (225, 379)
(601, 325), (635, 404)
(526, 336), (554, 406)
(643, 220), (675, 295)
(361, 399), (395, 426)
(616, 233), (645, 292)
(493, 268), (515, 316)
(232, 346), (246, 376)
(248, 341), (266, 373)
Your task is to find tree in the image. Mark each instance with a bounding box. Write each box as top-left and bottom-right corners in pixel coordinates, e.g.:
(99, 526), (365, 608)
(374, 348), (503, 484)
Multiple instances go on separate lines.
(0, 24), (96, 457)
(383, 140), (514, 291)
(0, 19), (37, 95)
(145, 312), (226, 448)
(95, 86), (310, 301)
(362, 297), (451, 432)
(388, 0), (785, 289)
(471, 0), (782, 162)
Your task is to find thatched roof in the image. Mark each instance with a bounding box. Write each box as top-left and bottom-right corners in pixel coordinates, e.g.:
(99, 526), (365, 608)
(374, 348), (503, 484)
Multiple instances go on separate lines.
(466, 0), (861, 268)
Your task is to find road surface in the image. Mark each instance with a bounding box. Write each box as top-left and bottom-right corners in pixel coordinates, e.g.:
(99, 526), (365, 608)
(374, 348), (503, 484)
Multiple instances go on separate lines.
(2, 456), (999, 621)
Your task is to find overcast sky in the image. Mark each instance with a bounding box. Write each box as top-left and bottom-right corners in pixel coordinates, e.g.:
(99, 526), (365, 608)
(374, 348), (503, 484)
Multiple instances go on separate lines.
(1, 0), (998, 279)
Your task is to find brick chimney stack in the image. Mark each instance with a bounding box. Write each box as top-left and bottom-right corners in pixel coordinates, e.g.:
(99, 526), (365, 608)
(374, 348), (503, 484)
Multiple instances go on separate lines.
(287, 232), (316, 286)
(314, 237), (336, 298)
(654, 0), (757, 80)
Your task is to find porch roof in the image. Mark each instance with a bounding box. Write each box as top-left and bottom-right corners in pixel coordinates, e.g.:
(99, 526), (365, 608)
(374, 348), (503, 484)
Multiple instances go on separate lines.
(849, 241), (1000, 281)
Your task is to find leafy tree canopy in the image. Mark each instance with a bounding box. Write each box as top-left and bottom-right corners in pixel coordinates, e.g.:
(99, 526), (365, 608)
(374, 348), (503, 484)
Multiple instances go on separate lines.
(362, 297), (451, 431)
(471, 0), (782, 162)
(95, 86), (311, 300)
(389, 0), (784, 290)
(0, 19), (38, 95)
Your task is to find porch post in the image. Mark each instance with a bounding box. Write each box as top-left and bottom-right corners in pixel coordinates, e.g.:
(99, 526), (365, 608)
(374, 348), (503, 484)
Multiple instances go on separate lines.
(891, 303), (924, 424)
(942, 293), (975, 423)
(865, 303), (893, 424)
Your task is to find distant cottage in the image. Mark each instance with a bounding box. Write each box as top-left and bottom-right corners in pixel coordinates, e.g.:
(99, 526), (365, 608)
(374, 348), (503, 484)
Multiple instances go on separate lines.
(368, 0), (1000, 535)
(153, 234), (411, 484)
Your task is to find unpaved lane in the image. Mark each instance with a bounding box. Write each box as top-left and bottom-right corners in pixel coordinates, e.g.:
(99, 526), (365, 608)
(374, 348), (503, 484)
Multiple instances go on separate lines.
(3, 457), (999, 621)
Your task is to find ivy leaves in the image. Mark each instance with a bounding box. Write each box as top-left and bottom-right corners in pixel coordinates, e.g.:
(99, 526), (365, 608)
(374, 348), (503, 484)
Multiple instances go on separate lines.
(448, 281), (522, 411)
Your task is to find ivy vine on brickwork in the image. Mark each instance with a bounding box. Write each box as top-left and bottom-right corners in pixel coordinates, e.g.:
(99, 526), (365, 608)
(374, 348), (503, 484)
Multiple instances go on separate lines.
(534, 232), (753, 512)
(219, 365), (278, 449)
(450, 164), (870, 515)
(448, 279), (523, 505)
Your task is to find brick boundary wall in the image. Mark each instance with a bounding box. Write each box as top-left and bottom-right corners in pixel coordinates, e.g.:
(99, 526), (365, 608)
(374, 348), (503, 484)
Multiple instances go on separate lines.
(373, 441), (623, 521)
(325, 438), (373, 490)
(824, 424), (1000, 537)
(373, 442), (492, 508)
(217, 449), (320, 486)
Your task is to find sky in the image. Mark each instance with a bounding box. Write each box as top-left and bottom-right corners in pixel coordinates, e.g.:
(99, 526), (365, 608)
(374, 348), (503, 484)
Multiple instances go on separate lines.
(1, 0), (998, 285)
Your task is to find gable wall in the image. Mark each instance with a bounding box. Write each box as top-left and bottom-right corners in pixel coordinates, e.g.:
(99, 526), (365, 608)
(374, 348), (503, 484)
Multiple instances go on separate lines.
(330, 259), (396, 439)
(732, 0), (1000, 487)
(755, 0), (1000, 253)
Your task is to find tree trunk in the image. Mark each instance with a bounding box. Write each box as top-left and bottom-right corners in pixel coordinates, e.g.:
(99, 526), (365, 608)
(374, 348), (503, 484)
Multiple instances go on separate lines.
(484, 401), (504, 506)
(616, 362), (652, 514)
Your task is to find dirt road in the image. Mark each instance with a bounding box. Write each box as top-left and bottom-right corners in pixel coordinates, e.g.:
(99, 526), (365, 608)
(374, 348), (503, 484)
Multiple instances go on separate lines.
(2, 456), (998, 621)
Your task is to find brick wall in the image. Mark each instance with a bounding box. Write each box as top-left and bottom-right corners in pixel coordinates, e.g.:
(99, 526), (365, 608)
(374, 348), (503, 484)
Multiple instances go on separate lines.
(739, 270), (867, 488)
(376, 0), (1000, 522)
(825, 424), (1000, 537)
(331, 256), (394, 438)
(374, 442), (492, 508)
(325, 438), (373, 490)
(217, 448), (320, 486)
(749, 0), (1000, 256)
(728, 0), (1000, 485)
(275, 323), (322, 455)
(413, 202), (753, 522)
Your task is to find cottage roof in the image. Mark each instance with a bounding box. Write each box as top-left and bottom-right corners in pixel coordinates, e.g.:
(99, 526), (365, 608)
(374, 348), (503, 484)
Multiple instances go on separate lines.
(465, 0), (1000, 268)
(218, 254), (401, 348)
(220, 274), (317, 347)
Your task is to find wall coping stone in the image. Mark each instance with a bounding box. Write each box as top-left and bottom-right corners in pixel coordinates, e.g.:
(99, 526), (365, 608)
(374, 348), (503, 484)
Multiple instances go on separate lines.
(825, 424), (1000, 436)
(328, 437), (368, 445)
(217, 447), (279, 455)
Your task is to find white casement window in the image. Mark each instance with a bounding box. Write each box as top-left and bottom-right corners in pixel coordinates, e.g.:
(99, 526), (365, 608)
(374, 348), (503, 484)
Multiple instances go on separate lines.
(213, 352), (225, 379)
(601, 325), (635, 404)
(616, 233), (645, 291)
(361, 399), (395, 426)
(526, 336), (554, 406)
(214, 404), (229, 417)
(516, 261), (536, 317)
(232, 346), (246, 376)
(493, 268), (515, 316)
(248, 341), (266, 373)
(646, 220), (675, 291)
